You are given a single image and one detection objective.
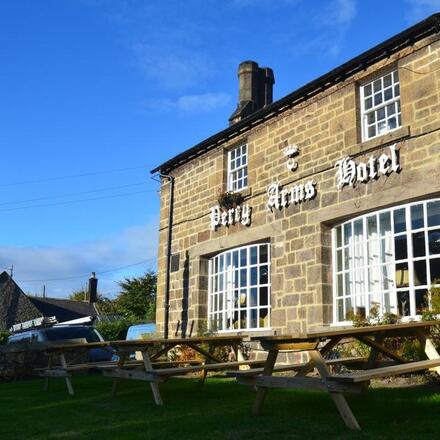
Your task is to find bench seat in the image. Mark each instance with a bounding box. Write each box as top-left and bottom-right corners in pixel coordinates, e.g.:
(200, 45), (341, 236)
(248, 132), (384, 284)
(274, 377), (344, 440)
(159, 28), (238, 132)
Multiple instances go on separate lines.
(150, 359), (266, 376)
(229, 356), (368, 377)
(327, 358), (440, 383)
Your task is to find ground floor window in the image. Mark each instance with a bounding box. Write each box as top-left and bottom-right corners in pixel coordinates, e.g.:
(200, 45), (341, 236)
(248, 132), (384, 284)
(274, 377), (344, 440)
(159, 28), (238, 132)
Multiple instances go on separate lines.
(208, 243), (271, 331)
(333, 198), (440, 322)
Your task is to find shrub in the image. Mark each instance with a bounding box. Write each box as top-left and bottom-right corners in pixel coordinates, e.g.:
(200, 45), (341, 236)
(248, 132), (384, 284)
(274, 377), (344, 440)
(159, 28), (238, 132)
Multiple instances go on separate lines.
(0, 331), (10, 345)
(95, 320), (132, 341)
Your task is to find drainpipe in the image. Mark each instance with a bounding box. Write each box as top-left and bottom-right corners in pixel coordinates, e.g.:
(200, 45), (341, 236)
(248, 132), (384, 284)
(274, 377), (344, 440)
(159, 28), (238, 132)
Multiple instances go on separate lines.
(160, 173), (174, 339)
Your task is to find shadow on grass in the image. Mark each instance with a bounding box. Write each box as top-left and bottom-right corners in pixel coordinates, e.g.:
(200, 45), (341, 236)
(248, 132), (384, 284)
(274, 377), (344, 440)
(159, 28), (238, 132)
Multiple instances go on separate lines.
(1, 375), (440, 440)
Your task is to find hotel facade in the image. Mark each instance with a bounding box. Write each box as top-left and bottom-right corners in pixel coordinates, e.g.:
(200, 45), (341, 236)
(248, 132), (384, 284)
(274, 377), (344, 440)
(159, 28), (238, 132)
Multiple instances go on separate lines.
(151, 15), (440, 338)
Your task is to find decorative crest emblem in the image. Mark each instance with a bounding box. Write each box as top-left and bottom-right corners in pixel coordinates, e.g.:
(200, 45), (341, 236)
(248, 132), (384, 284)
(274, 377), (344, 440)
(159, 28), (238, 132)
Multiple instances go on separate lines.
(283, 144), (299, 171)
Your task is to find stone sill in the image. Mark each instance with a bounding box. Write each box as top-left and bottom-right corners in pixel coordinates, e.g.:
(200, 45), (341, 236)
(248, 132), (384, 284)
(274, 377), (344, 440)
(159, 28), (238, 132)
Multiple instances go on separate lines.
(348, 125), (410, 157)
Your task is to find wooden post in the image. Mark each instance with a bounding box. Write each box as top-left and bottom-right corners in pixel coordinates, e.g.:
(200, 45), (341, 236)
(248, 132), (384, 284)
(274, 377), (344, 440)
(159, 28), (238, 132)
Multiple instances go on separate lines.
(252, 349), (278, 416)
(44, 353), (53, 391)
(309, 351), (361, 430)
(142, 350), (163, 406)
(416, 330), (440, 375)
(59, 353), (74, 396)
(112, 353), (127, 397)
(365, 335), (384, 369)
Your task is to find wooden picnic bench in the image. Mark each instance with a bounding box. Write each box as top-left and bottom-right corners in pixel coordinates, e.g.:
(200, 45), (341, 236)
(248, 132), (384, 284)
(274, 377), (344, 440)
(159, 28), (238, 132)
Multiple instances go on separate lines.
(234, 321), (440, 431)
(103, 335), (263, 405)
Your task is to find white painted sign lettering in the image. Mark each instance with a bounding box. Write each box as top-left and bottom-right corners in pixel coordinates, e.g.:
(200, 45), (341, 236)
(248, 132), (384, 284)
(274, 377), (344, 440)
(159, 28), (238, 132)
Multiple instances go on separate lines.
(335, 144), (400, 189)
(210, 204), (252, 231)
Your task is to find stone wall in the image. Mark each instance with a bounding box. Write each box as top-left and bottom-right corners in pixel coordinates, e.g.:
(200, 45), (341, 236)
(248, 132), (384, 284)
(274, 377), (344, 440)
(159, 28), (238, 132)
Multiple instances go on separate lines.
(156, 34), (440, 337)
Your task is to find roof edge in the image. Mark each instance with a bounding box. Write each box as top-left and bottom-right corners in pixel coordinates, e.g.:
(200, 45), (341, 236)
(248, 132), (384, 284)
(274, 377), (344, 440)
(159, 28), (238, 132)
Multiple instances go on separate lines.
(151, 13), (440, 175)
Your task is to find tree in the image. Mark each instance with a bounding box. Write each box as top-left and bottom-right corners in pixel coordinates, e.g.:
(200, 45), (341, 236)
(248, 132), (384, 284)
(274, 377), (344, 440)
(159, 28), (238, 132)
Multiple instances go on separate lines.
(114, 271), (157, 321)
(69, 290), (88, 302)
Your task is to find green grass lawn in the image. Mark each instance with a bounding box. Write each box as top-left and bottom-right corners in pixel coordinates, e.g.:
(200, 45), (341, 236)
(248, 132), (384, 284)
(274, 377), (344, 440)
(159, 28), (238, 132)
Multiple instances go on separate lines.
(1, 375), (440, 440)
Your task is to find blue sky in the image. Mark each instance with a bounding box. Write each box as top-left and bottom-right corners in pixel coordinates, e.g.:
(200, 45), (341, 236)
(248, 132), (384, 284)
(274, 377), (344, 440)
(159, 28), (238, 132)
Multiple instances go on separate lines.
(0, 0), (438, 297)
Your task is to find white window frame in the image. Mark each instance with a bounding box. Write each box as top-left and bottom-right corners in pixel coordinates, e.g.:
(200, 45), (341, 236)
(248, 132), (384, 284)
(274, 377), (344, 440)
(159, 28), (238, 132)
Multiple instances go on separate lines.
(227, 144), (248, 192)
(208, 243), (271, 333)
(360, 69), (401, 142)
(332, 198), (440, 325)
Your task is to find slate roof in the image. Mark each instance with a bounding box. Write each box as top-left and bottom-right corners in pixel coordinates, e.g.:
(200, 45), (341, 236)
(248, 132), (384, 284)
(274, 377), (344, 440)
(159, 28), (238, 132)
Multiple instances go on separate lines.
(151, 13), (440, 175)
(0, 271), (41, 330)
(0, 271), (99, 329)
(28, 297), (98, 323)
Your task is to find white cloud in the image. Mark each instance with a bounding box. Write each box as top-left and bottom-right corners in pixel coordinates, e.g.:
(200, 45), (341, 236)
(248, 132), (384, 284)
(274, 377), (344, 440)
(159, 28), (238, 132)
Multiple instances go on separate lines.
(0, 221), (158, 298)
(147, 92), (231, 113)
(404, 0), (440, 22)
(332, 0), (356, 25)
(133, 44), (214, 90)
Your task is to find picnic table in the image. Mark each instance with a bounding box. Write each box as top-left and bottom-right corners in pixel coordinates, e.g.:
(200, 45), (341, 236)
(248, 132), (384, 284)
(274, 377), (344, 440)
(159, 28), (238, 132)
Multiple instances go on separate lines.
(104, 335), (265, 405)
(233, 321), (440, 430)
(36, 335), (265, 403)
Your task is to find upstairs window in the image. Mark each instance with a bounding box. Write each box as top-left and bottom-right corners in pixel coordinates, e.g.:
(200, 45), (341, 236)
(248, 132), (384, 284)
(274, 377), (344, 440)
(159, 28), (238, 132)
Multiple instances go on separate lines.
(361, 70), (401, 141)
(227, 144), (248, 191)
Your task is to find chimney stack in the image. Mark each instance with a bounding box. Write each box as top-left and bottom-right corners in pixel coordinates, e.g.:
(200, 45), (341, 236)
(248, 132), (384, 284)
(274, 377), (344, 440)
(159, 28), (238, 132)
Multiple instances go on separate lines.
(229, 61), (274, 125)
(88, 272), (98, 304)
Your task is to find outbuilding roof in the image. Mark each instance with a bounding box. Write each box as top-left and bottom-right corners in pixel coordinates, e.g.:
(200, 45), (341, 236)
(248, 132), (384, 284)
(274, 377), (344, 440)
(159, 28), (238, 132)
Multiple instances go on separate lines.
(151, 13), (440, 175)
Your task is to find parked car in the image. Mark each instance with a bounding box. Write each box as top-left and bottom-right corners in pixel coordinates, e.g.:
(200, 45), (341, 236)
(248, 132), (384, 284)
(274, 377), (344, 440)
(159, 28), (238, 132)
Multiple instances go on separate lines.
(126, 323), (156, 340)
(8, 325), (114, 362)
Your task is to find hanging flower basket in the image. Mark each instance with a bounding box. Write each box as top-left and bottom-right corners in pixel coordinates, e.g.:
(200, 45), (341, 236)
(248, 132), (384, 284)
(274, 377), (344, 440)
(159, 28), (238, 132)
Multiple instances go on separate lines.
(217, 190), (244, 210)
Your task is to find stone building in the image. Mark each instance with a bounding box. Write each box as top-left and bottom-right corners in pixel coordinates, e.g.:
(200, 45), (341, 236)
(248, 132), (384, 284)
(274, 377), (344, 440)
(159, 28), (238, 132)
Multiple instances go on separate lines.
(151, 14), (440, 338)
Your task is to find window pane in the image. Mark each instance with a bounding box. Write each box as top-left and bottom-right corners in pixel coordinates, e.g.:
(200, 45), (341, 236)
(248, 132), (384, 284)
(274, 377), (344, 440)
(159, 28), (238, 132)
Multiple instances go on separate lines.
(337, 299), (344, 322)
(250, 267), (258, 285)
(414, 260), (427, 286)
(412, 232), (426, 257)
(381, 237), (393, 263)
(430, 259), (440, 284)
(354, 219), (363, 241)
(367, 216), (378, 239)
(394, 235), (408, 260)
(397, 291), (410, 316)
(411, 204), (424, 229)
(384, 74), (392, 87)
(344, 223), (352, 245)
(249, 309), (258, 329)
(240, 249), (247, 266)
(428, 201), (440, 227)
(260, 287), (269, 306)
(240, 269), (247, 287)
(250, 288), (258, 306)
(337, 249), (343, 271)
(260, 245), (268, 263)
(393, 208), (406, 233)
(395, 262), (409, 287)
(260, 265), (269, 284)
(377, 107), (385, 121)
(415, 289), (428, 315)
(380, 212), (391, 236)
(428, 229), (440, 255)
(337, 274), (343, 296)
(384, 88), (393, 101)
(250, 246), (258, 265)
(336, 226), (342, 247)
(259, 309), (268, 327)
(365, 97), (373, 110)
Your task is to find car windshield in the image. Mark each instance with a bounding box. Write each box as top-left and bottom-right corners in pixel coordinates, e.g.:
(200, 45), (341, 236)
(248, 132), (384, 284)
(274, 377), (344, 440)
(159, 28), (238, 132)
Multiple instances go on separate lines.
(43, 327), (101, 343)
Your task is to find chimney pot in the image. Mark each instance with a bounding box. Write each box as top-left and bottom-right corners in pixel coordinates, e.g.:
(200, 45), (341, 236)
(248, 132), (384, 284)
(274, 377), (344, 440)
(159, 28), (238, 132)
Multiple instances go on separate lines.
(229, 61), (275, 125)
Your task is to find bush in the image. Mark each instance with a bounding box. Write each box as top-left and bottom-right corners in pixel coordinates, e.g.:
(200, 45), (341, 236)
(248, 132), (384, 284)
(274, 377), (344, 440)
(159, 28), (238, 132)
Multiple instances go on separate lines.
(0, 331), (10, 345)
(95, 320), (132, 341)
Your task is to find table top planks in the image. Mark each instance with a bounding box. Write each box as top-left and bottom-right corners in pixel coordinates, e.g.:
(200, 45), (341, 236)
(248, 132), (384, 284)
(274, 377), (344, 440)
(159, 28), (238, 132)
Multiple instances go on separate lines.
(252, 321), (440, 344)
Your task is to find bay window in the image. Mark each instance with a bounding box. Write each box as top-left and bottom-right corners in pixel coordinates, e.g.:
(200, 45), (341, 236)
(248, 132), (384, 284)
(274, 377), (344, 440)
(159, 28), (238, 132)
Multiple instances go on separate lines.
(208, 243), (271, 331)
(333, 199), (440, 322)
